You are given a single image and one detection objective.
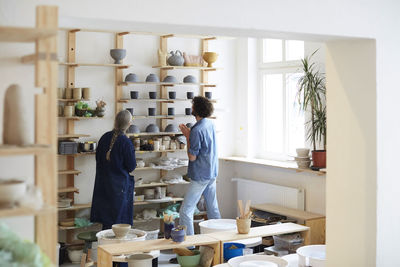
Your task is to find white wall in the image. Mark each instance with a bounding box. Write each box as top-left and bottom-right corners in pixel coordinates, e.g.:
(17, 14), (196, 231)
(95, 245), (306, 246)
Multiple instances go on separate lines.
(1, 0), (400, 265)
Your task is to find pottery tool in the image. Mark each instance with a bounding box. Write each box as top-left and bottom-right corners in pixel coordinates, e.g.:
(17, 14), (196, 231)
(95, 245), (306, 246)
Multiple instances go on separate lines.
(238, 200), (244, 219)
(173, 248), (194, 256)
(244, 200), (251, 218)
(200, 246), (215, 267)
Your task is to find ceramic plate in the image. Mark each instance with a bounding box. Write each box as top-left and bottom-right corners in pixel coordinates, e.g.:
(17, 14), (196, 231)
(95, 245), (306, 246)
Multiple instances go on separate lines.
(228, 255), (288, 267)
(145, 197), (173, 203)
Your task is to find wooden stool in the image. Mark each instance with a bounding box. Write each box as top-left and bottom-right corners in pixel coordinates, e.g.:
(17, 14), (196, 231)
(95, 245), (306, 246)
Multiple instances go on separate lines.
(77, 231), (98, 267)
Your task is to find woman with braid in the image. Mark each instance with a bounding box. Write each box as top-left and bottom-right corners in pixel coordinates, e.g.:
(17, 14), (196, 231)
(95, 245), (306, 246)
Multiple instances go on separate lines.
(90, 110), (136, 231)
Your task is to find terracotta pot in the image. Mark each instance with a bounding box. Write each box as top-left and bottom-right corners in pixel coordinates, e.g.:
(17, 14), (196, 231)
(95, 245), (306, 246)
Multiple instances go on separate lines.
(312, 150), (326, 168)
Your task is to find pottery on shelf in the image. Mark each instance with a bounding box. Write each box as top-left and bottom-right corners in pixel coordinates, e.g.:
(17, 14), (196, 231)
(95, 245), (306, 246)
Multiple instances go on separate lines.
(146, 73), (160, 83)
(112, 224), (131, 239)
(126, 108), (134, 115)
(164, 124), (179, 133)
(169, 91), (176, 99)
(130, 91), (139, 99)
(205, 91), (212, 99)
(146, 124), (160, 133)
(296, 148), (310, 157)
(171, 226), (186, 243)
(149, 91), (157, 99)
(163, 75), (178, 83)
(127, 124), (140, 134)
(167, 50), (184, 66)
(183, 52), (205, 67)
(168, 108), (175, 116)
(3, 84), (33, 145)
(183, 75), (197, 83)
(126, 254), (153, 267)
(82, 87), (91, 100)
(186, 123), (194, 128)
(148, 108), (156, 116)
(185, 108), (192, 115)
(202, 52), (218, 67)
(0, 180), (26, 206)
(67, 246), (83, 264)
(96, 107), (105, 117)
(187, 92), (194, 99)
(125, 73), (139, 82)
(110, 49), (126, 64)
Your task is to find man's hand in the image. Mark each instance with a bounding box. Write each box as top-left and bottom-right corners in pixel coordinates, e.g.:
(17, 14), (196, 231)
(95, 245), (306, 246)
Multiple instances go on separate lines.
(179, 124), (191, 139)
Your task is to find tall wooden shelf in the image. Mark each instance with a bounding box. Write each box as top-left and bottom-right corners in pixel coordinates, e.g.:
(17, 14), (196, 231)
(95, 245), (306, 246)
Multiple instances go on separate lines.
(0, 6), (58, 264)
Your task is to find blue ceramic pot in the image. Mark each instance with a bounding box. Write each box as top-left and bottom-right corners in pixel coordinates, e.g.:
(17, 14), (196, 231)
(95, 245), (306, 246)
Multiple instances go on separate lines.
(171, 227), (186, 243)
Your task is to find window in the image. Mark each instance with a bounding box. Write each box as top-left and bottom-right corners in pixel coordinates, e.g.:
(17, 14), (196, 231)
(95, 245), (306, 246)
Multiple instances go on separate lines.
(258, 39), (305, 159)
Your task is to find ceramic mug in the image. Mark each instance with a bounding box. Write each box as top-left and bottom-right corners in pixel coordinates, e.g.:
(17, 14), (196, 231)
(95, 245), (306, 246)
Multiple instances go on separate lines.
(187, 91), (194, 99)
(73, 88), (82, 100)
(65, 88), (73, 99)
(205, 91), (212, 99)
(148, 108), (156, 116)
(149, 91), (157, 99)
(58, 88), (65, 99)
(153, 140), (160, 151)
(82, 87), (90, 100)
(168, 108), (175, 116)
(64, 105), (74, 117)
(185, 108), (192, 115)
(169, 91), (176, 99)
(130, 91), (139, 99)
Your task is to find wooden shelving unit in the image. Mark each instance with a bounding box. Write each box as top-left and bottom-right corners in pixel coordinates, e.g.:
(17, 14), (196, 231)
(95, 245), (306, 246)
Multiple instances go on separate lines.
(58, 134), (90, 139)
(127, 132), (183, 137)
(0, 6), (58, 264)
(60, 62), (131, 68)
(58, 169), (81, 175)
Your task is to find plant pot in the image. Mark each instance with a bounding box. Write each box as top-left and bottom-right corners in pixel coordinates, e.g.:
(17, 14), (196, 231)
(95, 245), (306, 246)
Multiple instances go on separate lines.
(312, 150), (326, 168)
(236, 218), (251, 234)
(75, 108), (87, 117)
(171, 226), (186, 243)
(96, 107), (105, 117)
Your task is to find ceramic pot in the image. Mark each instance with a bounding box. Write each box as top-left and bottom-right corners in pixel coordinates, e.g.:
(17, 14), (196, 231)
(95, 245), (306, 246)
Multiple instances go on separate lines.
(112, 223), (131, 238)
(187, 92), (194, 99)
(153, 140), (160, 151)
(202, 52), (218, 67)
(125, 73), (139, 82)
(127, 125), (140, 134)
(183, 75), (197, 83)
(163, 75), (178, 83)
(146, 73), (159, 83)
(167, 50), (184, 66)
(169, 91), (176, 99)
(126, 254), (153, 267)
(110, 49), (126, 64)
(67, 247), (83, 264)
(164, 222), (175, 239)
(144, 188), (155, 199)
(177, 250), (201, 267)
(58, 87), (65, 99)
(171, 226), (186, 242)
(82, 87), (90, 100)
(96, 107), (105, 117)
(64, 105), (74, 117)
(149, 91), (157, 99)
(146, 124), (160, 133)
(126, 108), (134, 115)
(168, 108), (175, 116)
(312, 150), (326, 168)
(236, 218), (251, 234)
(185, 108), (192, 115)
(205, 91), (212, 99)
(148, 108), (156, 116)
(73, 88), (82, 100)
(165, 124), (179, 133)
(65, 87), (72, 99)
(0, 180), (26, 205)
(296, 148), (310, 157)
(130, 91), (139, 99)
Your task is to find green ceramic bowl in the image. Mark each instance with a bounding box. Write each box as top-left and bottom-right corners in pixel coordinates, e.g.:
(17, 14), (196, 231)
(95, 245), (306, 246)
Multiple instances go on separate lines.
(177, 250), (201, 267)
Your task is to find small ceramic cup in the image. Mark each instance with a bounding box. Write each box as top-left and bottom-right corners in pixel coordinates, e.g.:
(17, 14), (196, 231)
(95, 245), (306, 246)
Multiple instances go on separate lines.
(65, 88), (73, 99)
(187, 91), (194, 99)
(185, 108), (192, 115)
(169, 91), (176, 99)
(126, 108), (133, 115)
(148, 108), (156, 116)
(82, 87), (90, 100)
(73, 88), (82, 100)
(64, 105), (74, 117)
(170, 142), (177, 150)
(130, 91), (139, 99)
(205, 91), (212, 99)
(58, 88), (65, 99)
(160, 145), (166, 151)
(149, 91), (157, 99)
(168, 108), (175, 116)
(163, 140), (170, 149)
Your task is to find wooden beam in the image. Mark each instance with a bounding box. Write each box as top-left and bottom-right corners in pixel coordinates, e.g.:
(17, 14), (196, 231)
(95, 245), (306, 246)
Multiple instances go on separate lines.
(115, 33), (124, 114)
(67, 31), (76, 88)
(200, 39), (209, 97)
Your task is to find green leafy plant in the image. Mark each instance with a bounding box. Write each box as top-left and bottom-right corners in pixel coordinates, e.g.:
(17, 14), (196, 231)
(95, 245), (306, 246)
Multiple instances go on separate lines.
(296, 50), (326, 150)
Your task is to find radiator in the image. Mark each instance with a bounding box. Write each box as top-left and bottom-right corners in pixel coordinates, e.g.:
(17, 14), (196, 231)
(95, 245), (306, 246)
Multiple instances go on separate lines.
(232, 178), (305, 210)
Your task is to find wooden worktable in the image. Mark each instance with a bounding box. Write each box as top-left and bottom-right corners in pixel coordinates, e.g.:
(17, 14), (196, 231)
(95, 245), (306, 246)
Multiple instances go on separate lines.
(97, 223), (309, 267)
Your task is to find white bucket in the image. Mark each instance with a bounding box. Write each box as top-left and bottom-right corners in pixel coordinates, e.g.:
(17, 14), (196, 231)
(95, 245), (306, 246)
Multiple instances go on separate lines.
(126, 254), (153, 267)
(296, 245), (326, 267)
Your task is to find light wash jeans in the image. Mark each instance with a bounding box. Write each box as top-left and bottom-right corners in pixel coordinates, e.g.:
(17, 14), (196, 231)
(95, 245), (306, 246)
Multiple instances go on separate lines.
(179, 178), (221, 236)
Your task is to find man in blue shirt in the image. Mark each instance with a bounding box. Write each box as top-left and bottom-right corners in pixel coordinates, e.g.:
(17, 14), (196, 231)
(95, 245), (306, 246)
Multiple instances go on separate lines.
(179, 96), (221, 236)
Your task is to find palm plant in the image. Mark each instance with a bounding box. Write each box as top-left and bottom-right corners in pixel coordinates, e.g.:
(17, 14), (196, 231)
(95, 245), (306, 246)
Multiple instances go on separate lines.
(296, 50), (326, 151)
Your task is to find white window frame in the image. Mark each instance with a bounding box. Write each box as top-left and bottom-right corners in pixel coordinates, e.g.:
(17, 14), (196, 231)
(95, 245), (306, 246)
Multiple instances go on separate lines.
(257, 39), (304, 160)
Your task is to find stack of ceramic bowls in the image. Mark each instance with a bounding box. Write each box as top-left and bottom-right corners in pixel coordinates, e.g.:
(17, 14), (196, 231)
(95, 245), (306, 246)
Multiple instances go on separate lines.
(295, 148), (311, 169)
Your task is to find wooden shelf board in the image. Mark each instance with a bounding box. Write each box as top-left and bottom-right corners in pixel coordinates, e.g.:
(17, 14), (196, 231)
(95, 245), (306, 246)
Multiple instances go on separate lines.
(134, 165), (187, 172)
(58, 223), (101, 231)
(132, 115), (197, 120)
(58, 152), (95, 157)
(58, 203), (91, 212)
(58, 187), (79, 193)
(60, 62), (131, 68)
(0, 204), (55, 218)
(58, 98), (89, 102)
(251, 203), (325, 221)
(136, 149), (186, 154)
(58, 169), (81, 175)
(152, 65), (219, 71)
(134, 197), (184, 206)
(0, 26), (57, 43)
(58, 134), (90, 139)
(120, 82), (216, 87)
(135, 181), (189, 188)
(0, 144), (52, 157)
(127, 132), (183, 137)
(58, 116), (102, 120)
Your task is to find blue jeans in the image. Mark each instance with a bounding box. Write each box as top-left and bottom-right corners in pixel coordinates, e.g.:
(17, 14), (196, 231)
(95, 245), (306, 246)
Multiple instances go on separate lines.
(179, 179), (221, 235)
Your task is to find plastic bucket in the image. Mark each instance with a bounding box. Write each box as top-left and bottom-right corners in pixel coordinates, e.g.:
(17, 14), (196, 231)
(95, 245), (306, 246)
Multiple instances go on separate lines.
(224, 242), (246, 261)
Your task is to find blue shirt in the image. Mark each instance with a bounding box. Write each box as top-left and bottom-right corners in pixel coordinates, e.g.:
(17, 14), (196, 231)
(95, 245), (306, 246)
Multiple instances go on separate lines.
(187, 118), (218, 181)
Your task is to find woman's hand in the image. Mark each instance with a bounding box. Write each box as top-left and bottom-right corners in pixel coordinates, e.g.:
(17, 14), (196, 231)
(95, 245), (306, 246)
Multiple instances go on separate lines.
(179, 124), (191, 139)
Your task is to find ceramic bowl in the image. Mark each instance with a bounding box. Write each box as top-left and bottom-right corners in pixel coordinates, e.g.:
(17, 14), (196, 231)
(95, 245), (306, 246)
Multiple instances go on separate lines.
(110, 49), (126, 64)
(183, 75), (197, 83)
(0, 180), (26, 205)
(59, 218), (75, 227)
(295, 156), (310, 162)
(127, 124), (140, 134)
(146, 73), (160, 83)
(163, 75), (178, 83)
(146, 124), (160, 133)
(58, 198), (72, 208)
(164, 124), (179, 133)
(296, 160), (311, 169)
(112, 224), (131, 239)
(296, 148), (310, 157)
(67, 247), (83, 263)
(125, 73), (139, 82)
(177, 250), (201, 267)
(202, 52), (218, 67)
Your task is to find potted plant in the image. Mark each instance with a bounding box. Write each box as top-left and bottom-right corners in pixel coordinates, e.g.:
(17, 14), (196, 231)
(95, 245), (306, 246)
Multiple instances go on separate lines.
(75, 101), (88, 117)
(296, 51), (327, 168)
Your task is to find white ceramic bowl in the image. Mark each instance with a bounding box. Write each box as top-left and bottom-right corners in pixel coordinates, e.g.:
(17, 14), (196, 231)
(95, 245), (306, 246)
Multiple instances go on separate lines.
(296, 148), (310, 157)
(228, 255), (288, 267)
(0, 180), (26, 205)
(296, 245), (326, 267)
(67, 247), (83, 263)
(112, 224), (131, 239)
(294, 156), (310, 162)
(296, 160), (311, 169)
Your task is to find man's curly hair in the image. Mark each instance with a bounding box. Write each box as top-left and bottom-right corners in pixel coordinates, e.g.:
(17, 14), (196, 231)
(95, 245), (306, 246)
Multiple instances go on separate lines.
(192, 96), (214, 118)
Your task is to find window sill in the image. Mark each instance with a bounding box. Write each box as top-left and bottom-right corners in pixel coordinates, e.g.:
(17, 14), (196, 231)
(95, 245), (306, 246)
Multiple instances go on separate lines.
(219, 156), (326, 176)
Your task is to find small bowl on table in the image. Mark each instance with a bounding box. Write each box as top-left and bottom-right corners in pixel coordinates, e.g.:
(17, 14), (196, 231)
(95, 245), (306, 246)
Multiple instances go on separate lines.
(112, 224), (131, 239)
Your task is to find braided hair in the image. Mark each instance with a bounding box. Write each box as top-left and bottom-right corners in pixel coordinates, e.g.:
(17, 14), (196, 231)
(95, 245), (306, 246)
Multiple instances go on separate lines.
(106, 110), (132, 161)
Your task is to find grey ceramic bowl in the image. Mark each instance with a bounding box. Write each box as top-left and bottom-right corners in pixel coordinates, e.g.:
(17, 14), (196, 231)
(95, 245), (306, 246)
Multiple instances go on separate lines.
(125, 73), (139, 82)
(145, 73), (160, 83)
(183, 75), (197, 83)
(186, 123), (194, 128)
(146, 124), (160, 133)
(127, 124), (140, 134)
(162, 75), (178, 83)
(110, 49), (126, 64)
(164, 124), (179, 133)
